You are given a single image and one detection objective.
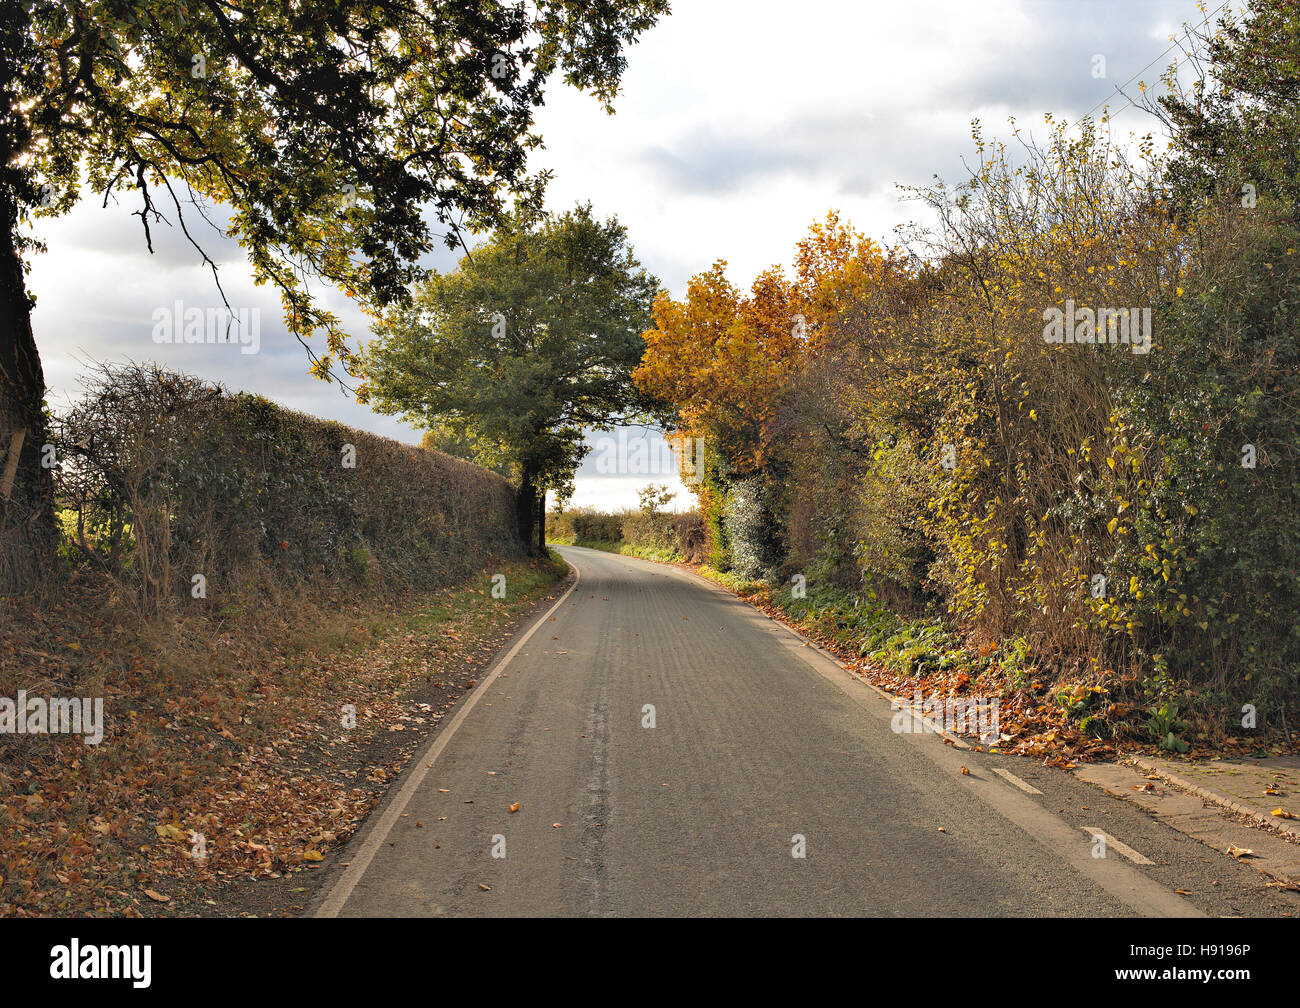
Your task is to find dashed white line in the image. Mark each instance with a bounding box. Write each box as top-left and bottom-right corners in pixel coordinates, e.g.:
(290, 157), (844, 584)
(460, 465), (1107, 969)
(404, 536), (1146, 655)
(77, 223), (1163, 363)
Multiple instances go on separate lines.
(992, 768), (1043, 794)
(1083, 827), (1154, 865)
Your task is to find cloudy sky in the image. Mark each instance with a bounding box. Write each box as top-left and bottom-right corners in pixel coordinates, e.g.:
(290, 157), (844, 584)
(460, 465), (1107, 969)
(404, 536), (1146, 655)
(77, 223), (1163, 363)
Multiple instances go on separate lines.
(28, 0), (1230, 512)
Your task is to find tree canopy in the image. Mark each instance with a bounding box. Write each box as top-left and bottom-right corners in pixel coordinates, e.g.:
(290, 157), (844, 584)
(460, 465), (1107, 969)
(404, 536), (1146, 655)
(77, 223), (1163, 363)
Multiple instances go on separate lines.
(360, 203), (659, 549)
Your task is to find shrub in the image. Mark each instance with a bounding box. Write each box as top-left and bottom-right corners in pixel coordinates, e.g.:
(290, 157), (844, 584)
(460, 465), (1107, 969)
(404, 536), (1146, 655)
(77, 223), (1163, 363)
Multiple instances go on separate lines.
(570, 511), (624, 543)
(54, 364), (523, 614)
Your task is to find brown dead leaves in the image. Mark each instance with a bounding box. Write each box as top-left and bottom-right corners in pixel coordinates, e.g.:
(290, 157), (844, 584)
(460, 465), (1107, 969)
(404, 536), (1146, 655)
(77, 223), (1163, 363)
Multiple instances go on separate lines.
(0, 556), (564, 917)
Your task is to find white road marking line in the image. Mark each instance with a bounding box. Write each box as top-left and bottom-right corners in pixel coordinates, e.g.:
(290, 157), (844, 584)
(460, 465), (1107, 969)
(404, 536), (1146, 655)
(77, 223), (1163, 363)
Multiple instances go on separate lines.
(992, 767), (1043, 794)
(314, 562), (581, 917)
(1083, 827), (1154, 865)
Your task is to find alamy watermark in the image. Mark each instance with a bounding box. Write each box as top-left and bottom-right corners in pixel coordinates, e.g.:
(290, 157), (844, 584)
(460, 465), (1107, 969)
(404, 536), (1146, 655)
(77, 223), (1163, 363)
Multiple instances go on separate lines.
(592, 431), (707, 484)
(1043, 300), (1151, 355)
(891, 690), (1000, 745)
(50, 940), (150, 988)
(151, 299), (261, 355)
(0, 691), (104, 745)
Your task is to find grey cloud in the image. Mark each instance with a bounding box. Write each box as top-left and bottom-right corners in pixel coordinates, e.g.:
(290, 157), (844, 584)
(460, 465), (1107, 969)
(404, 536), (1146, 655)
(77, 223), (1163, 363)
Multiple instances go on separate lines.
(639, 0), (1198, 203)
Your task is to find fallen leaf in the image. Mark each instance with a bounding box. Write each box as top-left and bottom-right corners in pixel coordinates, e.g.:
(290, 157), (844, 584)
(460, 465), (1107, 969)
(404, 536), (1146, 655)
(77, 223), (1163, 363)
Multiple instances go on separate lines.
(143, 889), (170, 903)
(1226, 845), (1256, 859)
(508, 803), (520, 813)
(302, 850), (324, 862)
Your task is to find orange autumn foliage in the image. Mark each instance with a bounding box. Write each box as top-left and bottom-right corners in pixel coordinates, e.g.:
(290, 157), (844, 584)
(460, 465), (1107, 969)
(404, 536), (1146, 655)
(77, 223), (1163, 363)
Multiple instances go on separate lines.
(633, 260), (806, 473)
(634, 213), (911, 474)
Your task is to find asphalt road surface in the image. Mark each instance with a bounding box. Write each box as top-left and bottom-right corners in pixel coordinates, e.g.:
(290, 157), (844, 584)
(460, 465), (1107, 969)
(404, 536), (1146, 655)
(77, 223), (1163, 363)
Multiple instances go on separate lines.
(313, 545), (1298, 917)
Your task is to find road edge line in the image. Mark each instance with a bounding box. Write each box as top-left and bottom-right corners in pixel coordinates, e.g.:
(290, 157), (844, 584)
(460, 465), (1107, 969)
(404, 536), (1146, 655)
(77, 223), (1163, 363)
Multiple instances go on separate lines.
(1082, 826), (1155, 865)
(313, 560), (581, 917)
(993, 767), (1044, 794)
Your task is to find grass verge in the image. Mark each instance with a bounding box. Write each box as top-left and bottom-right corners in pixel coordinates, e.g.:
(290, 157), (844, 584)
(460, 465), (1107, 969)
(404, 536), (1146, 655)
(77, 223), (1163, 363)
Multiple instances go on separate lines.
(0, 551), (568, 916)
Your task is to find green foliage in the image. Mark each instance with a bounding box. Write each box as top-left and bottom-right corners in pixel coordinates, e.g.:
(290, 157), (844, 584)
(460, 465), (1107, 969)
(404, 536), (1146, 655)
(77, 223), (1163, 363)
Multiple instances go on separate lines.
(646, 3), (1300, 737)
(362, 205), (659, 548)
(12, 0), (669, 377)
(420, 425), (513, 479)
(723, 477), (782, 581)
(570, 512), (625, 544)
(3, 2), (667, 593)
(1143, 665), (1191, 752)
(54, 364), (522, 612)
(547, 506), (705, 564)
(344, 544), (376, 586)
(637, 483), (676, 514)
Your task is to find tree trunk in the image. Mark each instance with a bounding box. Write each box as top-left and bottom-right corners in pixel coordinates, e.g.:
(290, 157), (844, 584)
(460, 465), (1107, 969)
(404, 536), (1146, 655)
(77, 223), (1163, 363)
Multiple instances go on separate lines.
(516, 459), (539, 555)
(0, 184), (57, 595)
(536, 489), (546, 553)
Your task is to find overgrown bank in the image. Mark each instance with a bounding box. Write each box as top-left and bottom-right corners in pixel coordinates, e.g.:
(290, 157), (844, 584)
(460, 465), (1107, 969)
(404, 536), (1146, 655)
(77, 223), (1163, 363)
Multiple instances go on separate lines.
(53, 364), (525, 610)
(1, 364), (560, 915)
(0, 552), (567, 916)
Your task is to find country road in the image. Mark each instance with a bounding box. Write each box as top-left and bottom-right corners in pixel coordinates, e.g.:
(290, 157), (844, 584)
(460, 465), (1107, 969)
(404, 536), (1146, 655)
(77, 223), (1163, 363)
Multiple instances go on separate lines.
(313, 546), (1296, 918)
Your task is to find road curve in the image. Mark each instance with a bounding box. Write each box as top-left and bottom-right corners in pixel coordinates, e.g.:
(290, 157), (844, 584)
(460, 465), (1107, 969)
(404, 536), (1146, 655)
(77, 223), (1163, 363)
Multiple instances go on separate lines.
(312, 545), (1267, 917)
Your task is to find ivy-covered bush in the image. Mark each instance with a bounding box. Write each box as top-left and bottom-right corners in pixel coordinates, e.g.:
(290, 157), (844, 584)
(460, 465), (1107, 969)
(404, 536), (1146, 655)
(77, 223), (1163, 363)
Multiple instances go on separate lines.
(724, 478), (782, 581)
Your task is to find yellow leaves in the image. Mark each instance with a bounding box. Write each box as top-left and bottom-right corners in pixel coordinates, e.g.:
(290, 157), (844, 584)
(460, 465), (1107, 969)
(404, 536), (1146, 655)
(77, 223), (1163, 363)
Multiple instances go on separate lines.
(301, 849), (324, 862)
(155, 823), (187, 843)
